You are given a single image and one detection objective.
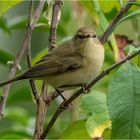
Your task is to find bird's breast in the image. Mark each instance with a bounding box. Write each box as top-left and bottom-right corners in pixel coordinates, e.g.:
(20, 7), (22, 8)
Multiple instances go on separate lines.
(46, 40), (104, 88)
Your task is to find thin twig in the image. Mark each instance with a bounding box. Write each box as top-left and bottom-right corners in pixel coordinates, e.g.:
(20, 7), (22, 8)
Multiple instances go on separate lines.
(34, 81), (48, 139)
(43, 0), (63, 104)
(26, 0), (39, 103)
(100, 0), (135, 44)
(48, 0), (63, 50)
(41, 48), (140, 139)
(0, 0), (45, 118)
(30, 0), (46, 30)
(34, 0), (63, 139)
(45, 91), (59, 104)
(40, 0), (136, 138)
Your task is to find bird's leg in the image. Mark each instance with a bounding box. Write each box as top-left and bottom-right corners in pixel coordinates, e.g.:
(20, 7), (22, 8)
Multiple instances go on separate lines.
(55, 89), (73, 110)
(55, 89), (66, 101)
(81, 84), (91, 94)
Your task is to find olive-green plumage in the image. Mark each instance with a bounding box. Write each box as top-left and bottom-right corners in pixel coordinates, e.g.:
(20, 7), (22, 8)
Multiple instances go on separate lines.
(0, 27), (104, 89)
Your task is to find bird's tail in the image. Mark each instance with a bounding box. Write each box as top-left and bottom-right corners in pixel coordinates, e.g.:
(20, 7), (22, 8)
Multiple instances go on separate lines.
(0, 75), (23, 87)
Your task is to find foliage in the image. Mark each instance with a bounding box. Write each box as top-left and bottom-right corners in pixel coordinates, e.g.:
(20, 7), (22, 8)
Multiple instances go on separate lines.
(81, 91), (110, 138)
(108, 62), (140, 139)
(0, 0), (21, 17)
(0, 0), (140, 139)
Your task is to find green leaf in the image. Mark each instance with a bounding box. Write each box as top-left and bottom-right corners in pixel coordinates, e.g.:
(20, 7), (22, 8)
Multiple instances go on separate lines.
(128, 1), (140, 7)
(81, 91), (110, 137)
(107, 62), (140, 139)
(99, 1), (120, 13)
(60, 121), (90, 139)
(102, 128), (111, 139)
(8, 15), (27, 30)
(79, 0), (99, 25)
(32, 49), (48, 64)
(93, 0), (118, 61)
(0, 17), (10, 33)
(0, 49), (14, 65)
(0, 88), (2, 96)
(119, 0), (124, 7)
(5, 107), (29, 125)
(8, 15), (50, 31)
(86, 115), (111, 138)
(124, 44), (140, 55)
(119, 9), (140, 24)
(0, 131), (31, 139)
(0, 0), (22, 17)
(43, 0), (53, 25)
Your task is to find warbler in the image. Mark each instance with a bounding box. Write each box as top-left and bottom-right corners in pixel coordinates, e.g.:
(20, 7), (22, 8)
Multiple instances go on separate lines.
(0, 27), (104, 89)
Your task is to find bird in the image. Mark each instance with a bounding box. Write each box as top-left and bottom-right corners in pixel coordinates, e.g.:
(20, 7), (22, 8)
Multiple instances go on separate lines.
(0, 27), (104, 90)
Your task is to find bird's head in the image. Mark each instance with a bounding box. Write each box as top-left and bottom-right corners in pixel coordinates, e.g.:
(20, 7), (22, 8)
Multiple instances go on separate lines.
(72, 27), (104, 55)
(73, 27), (97, 44)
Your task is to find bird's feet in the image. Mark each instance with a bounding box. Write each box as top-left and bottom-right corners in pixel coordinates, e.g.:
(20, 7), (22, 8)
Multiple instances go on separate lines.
(55, 89), (73, 110)
(55, 89), (66, 101)
(81, 84), (91, 94)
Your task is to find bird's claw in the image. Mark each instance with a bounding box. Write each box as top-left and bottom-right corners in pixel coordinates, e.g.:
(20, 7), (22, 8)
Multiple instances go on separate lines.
(82, 84), (91, 94)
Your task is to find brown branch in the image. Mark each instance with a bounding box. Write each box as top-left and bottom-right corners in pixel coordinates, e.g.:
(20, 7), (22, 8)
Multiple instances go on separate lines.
(34, 81), (48, 139)
(45, 90), (59, 104)
(34, 0), (63, 139)
(26, 0), (39, 103)
(100, 0), (135, 44)
(43, 0), (63, 106)
(0, 0), (45, 118)
(40, 0), (137, 138)
(41, 48), (140, 139)
(48, 0), (63, 50)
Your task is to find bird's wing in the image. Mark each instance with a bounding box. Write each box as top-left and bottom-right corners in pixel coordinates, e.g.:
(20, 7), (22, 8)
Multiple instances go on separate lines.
(23, 54), (83, 79)
(37, 40), (76, 63)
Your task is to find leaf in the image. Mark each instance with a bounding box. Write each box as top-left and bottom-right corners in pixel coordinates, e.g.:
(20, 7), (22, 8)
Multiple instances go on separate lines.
(5, 107), (29, 125)
(102, 128), (111, 139)
(79, 0), (99, 25)
(0, 17), (10, 33)
(0, 0), (22, 17)
(86, 116), (111, 138)
(0, 131), (31, 139)
(107, 62), (140, 139)
(81, 91), (110, 137)
(43, 0), (53, 25)
(60, 121), (90, 139)
(119, 0), (124, 7)
(99, 1), (120, 13)
(109, 35), (119, 62)
(8, 15), (27, 30)
(0, 88), (2, 96)
(8, 15), (50, 31)
(32, 49), (48, 64)
(128, 1), (140, 7)
(0, 49), (14, 65)
(124, 44), (140, 55)
(93, 0), (118, 61)
(119, 9), (140, 24)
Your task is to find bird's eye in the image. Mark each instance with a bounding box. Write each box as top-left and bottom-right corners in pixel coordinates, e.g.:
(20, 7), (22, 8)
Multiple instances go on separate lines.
(78, 35), (83, 39)
(93, 34), (97, 38)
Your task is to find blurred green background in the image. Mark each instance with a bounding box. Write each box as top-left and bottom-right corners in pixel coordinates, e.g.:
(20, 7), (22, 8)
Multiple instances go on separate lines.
(0, 0), (140, 139)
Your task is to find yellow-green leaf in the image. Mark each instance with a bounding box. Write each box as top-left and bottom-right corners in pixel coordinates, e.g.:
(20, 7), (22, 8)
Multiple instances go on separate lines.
(0, 0), (22, 17)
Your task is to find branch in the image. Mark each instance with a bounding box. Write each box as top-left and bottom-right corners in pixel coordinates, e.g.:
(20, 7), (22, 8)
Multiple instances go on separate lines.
(43, 0), (63, 105)
(40, 0), (137, 138)
(100, 0), (135, 44)
(34, 0), (63, 139)
(48, 0), (63, 50)
(34, 81), (48, 139)
(26, 0), (39, 103)
(41, 48), (140, 139)
(0, 0), (45, 118)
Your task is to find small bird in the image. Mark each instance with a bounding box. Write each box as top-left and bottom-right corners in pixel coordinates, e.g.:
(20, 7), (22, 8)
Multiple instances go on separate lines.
(0, 27), (104, 90)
